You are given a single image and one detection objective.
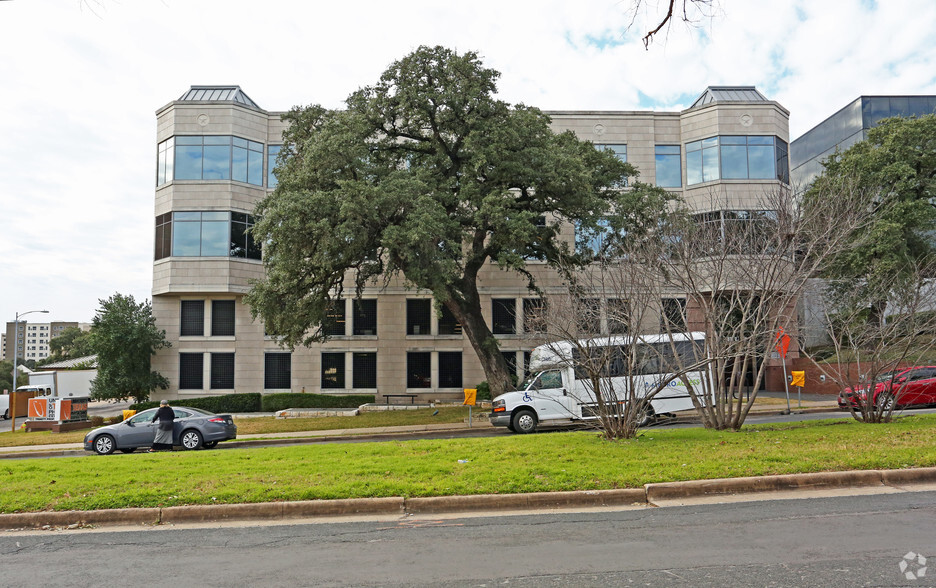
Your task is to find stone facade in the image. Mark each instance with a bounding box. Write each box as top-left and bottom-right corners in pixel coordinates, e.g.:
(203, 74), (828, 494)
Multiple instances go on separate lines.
(151, 86), (791, 401)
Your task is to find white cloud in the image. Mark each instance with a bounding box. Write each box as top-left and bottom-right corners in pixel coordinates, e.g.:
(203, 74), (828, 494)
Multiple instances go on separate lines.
(0, 0), (934, 324)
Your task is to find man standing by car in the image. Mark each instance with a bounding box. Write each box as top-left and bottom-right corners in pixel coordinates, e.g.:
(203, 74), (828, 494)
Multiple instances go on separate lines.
(150, 399), (174, 452)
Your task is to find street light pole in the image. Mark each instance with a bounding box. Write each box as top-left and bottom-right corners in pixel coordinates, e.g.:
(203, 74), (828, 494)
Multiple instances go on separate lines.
(10, 309), (49, 432)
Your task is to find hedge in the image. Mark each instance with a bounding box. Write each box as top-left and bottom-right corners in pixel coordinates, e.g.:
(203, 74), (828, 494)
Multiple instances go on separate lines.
(261, 393), (375, 412)
(131, 393), (261, 413)
(131, 392), (375, 414)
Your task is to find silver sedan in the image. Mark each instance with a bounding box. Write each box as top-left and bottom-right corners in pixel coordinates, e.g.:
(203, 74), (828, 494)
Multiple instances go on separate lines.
(83, 406), (237, 455)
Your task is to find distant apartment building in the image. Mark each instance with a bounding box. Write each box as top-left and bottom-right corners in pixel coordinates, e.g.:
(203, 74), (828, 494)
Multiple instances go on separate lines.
(151, 85), (791, 400)
(2, 321), (84, 362)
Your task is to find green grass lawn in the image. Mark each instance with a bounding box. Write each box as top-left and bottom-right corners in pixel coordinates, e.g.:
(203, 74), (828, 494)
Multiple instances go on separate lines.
(0, 407), (475, 448)
(3, 414), (936, 514)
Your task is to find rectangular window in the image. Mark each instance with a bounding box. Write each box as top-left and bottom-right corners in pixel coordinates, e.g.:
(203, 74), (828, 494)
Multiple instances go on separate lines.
(353, 299), (377, 336)
(688, 136), (788, 186)
(210, 353), (235, 389)
(321, 352), (345, 389)
(523, 298), (545, 333)
(211, 300), (235, 336)
(267, 145), (281, 188)
(501, 351), (518, 381)
(230, 212), (261, 260)
(179, 353), (204, 390)
(156, 137), (174, 186)
(607, 298), (630, 334)
(352, 352), (377, 388)
(492, 299), (516, 334)
(264, 352), (291, 389)
(661, 298), (687, 332)
(596, 144), (628, 185)
(578, 298), (602, 335)
(171, 135), (264, 185)
(323, 300), (346, 336)
(654, 145), (682, 188)
(438, 305), (462, 335)
(407, 299), (431, 335)
(155, 213), (172, 260)
(407, 352), (432, 388)
(180, 300), (204, 336)
(438, 352), (463, 388)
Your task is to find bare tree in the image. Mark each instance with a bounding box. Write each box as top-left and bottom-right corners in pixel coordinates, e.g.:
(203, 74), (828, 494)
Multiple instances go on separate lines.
(530, 234), (710, 440)
(648, 183), (874, 430)
(625, 0), (721, 49)
(806, 260), (936, 423)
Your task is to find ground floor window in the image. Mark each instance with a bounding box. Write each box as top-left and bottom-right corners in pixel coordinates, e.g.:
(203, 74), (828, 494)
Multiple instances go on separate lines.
(438, 351), (462, 388)
(179, 353), (203, 389)
(264, 352), (291, 389)
(210, 353), (235, 389)
(321, 352), (345, 388)
(407, 352), (431, 388)
(353, 352), (377, 388)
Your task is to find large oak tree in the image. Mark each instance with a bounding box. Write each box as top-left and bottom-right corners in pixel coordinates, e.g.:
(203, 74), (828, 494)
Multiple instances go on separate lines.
(246, 46), (669, 396)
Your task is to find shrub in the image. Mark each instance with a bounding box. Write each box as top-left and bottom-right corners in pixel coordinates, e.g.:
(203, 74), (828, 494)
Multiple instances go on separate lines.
(261, 393), (375, 412)
(476, 381), (491, 401)
(90, 416), (104, 427)
(130, 393), (262, 414)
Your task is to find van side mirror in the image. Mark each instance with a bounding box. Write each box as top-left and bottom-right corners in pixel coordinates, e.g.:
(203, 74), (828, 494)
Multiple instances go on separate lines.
(562, 389), (568, 396)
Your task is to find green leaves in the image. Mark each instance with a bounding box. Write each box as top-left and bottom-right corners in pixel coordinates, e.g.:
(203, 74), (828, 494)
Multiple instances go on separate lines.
(88, 293), (170, 403)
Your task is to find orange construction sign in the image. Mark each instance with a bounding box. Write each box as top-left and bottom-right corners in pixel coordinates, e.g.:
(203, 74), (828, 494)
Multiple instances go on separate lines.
(775, 328), (791, 358)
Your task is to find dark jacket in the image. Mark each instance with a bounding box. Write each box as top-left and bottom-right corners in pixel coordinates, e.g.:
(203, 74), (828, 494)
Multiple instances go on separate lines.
(152, 406), (174, 430)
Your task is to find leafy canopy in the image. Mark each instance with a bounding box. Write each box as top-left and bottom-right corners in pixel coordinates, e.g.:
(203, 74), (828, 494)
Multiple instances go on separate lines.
(807, 114), (936, 294)
(247, 45), (671, 353)
(88, 293), (170, 403)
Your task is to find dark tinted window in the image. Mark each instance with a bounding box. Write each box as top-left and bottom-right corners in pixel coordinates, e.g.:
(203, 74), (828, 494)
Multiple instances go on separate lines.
(352, 352), (377, 388)
(264, 353), (291, 389)
(438, 352), (462, 388)
(179, 353), (204, 389)
(180, 301), (204, 336)
(407, 352), (431, 388)
(492, 299), (516, 334)
(438, 305), (462, 335)
(407, 299), (431, 335)
(523, 298), (545, 333)
(321, 352), (345, 388)
(353, 300), (377, 336)
(210, 353), (235, 389)
(211, 300), (235, 336)
(323, 300), (346, 336)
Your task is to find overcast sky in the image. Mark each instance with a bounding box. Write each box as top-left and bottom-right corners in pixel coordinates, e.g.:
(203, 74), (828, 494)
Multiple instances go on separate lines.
(1, 0), (935, 326)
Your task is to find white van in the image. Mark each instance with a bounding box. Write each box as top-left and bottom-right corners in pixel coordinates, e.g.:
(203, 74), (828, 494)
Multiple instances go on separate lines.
(490, 332), (706, 433)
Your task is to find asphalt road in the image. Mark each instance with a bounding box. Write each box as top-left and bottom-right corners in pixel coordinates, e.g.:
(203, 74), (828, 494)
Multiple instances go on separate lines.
(3, 491), (936, 587)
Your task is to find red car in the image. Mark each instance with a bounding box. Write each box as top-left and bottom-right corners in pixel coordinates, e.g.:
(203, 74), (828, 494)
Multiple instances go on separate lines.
(838, 366), (936, 410)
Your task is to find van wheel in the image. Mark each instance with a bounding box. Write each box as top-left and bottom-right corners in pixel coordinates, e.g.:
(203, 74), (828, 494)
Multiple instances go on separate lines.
(2, 409), (7, 420)
(511, 409), (537, 434)
(637, 405), (655, 427)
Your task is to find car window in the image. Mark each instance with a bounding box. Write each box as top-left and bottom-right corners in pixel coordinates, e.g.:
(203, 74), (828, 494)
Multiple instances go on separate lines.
(173, 409), (192, 419)
(537, 370), (563, 389)
(128, 409), (156, 424)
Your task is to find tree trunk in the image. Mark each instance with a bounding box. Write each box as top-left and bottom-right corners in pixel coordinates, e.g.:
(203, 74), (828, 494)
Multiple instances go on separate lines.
(443, 288), (514, 397)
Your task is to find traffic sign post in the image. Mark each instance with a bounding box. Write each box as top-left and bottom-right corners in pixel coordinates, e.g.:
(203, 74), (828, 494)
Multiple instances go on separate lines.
(776, 328), (792, 414)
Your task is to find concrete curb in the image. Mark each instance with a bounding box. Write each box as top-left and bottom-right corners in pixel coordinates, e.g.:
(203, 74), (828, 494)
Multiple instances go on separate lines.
(4, 467), (936, 530)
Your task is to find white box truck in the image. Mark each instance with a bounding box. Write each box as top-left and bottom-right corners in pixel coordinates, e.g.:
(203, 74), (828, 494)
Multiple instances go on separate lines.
(21, 370), (95, 398)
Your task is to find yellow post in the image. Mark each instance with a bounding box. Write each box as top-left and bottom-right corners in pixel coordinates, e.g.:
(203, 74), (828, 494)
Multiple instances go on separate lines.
(791, 371), (805, 408)
(463, 389), (477, 428)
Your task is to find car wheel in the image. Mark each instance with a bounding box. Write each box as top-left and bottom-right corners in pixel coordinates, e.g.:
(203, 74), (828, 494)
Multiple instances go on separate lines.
(180, 429), (203, 450)
(202, 441), (218, 449)
(637, 404), (656, 427)
(119, 448), (136, 454)
(880, 394), (896, 411)
(511, 409), (537, 434)
(93, 435), (116, 455)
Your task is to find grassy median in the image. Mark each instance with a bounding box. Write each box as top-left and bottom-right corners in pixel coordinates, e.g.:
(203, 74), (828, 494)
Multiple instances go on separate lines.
(0, 407), (475, 448)
(3, 414), (936, 514)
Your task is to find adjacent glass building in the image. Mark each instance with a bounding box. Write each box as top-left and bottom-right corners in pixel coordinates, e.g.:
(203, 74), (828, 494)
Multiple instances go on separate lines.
(790, 96), (936, 189)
